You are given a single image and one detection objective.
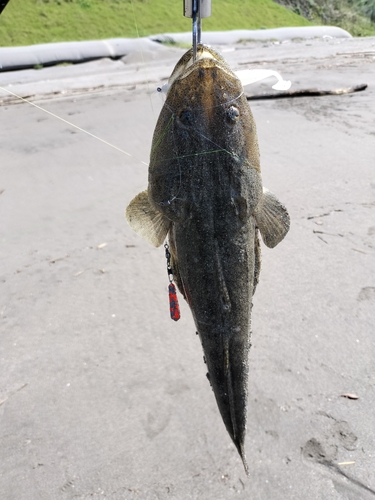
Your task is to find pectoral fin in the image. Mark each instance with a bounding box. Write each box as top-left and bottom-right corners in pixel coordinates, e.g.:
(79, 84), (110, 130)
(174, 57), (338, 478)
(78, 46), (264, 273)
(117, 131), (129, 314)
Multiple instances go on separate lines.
(254, 188), (290, 248)
(125, 190), (171, 247)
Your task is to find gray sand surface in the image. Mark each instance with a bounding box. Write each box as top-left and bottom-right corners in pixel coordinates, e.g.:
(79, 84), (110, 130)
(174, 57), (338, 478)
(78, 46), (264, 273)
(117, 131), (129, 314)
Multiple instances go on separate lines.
(1, 36), (375, 499)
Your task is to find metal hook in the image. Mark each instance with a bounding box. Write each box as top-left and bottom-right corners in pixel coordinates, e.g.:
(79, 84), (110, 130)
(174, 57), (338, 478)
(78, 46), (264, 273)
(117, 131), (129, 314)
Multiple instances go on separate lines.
(184, 0), (211, 61)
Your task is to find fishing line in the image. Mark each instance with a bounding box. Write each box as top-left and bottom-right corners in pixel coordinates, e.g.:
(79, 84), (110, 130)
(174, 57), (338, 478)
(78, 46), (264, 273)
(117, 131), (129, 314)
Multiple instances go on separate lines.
(150, 112), (175, 154)
(158, 110), (183, 206)
(168, 148), (230, 161)
(154, 90), (249, 207)
(130, 0), (156, 120)
(192, 129), (244, 163)
(0, 86), (149, 166)
(0, 2), (164, 166)
(1, 39), (244, 202)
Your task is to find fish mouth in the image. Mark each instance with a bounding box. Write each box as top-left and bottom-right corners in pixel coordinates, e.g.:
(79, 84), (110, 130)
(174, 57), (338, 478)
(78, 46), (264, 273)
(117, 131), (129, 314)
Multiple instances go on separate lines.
(168, 44), (237, 90)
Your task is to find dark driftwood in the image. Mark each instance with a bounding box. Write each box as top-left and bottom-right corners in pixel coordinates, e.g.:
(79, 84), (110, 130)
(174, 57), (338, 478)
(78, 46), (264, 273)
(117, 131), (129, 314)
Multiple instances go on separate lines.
(246, 83), (368, 101)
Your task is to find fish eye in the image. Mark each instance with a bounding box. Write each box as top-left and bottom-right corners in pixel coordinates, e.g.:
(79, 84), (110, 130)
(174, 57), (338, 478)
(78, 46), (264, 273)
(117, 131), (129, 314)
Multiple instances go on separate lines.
(226, 105), (240, 125)
(178, 109), (194, 127)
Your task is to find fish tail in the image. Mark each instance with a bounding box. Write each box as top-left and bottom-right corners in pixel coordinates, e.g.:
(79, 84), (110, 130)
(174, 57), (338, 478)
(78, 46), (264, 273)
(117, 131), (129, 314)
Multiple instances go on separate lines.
(225, 342), (249, 476)
(237, 441), (249, 476)
(199, 329), (250, 477)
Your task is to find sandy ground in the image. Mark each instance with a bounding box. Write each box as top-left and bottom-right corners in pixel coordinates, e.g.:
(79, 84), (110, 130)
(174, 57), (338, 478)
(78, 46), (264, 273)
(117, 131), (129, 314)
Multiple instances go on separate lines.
(1, 36), (375, 499)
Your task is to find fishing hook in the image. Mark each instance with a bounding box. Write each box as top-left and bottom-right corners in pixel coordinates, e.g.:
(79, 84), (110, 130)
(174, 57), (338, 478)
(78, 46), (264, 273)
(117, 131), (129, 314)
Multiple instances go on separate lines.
(183, 0), (211, 61)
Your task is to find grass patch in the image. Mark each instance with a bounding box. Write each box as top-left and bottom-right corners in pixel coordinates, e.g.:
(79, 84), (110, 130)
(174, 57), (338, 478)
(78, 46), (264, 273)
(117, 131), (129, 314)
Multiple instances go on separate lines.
(274, 0), (375, 36)
(0, 0), (310, 47)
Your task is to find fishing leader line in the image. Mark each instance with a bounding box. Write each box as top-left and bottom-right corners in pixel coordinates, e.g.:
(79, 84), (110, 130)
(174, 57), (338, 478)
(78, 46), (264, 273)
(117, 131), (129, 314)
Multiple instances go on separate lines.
(0, 86), (149, 166)
(0, 82), (248, 210)
(0, 1), (161, 167)
(0, 84), (242, 170)
(130, 0), (156, 120)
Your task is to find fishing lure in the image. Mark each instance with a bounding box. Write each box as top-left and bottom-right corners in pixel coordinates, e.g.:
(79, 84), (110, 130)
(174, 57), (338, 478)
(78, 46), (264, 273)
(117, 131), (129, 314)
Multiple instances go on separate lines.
(164, 243), (181, 321)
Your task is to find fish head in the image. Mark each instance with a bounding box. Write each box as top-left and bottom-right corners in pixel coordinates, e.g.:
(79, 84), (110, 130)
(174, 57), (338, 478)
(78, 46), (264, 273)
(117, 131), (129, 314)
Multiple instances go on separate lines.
(149, 44), (261, 219)
(165, 44), (247, 134)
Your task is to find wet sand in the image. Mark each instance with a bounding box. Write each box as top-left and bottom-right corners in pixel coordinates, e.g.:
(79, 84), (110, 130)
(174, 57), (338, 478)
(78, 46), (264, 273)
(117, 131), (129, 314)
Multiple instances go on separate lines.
(1, 36), (375, 499)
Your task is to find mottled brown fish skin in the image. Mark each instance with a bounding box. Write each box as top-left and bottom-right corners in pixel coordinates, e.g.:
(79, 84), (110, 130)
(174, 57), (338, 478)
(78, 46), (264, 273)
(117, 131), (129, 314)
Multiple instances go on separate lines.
(148, 45), (263, 472)
(126, 44), (289, 474)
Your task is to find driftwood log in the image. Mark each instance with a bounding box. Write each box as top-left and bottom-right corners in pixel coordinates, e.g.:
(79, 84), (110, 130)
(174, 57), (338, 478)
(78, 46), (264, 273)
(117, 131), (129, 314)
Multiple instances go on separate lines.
(246, 83), (367, 100)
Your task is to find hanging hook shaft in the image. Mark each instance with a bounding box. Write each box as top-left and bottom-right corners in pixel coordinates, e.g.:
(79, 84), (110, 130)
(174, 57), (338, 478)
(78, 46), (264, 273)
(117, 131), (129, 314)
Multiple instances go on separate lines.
(184, 0), (211, 61)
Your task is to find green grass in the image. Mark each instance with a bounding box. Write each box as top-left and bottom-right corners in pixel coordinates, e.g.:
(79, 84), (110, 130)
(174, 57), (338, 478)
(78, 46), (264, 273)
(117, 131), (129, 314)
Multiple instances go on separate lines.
(0, 0), (311, 47)
(274, 0), (375, 36)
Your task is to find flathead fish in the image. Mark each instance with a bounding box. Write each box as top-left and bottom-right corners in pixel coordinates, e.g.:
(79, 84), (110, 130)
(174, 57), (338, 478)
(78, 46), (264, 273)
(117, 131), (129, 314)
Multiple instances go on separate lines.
(126, 44), (290, 474)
